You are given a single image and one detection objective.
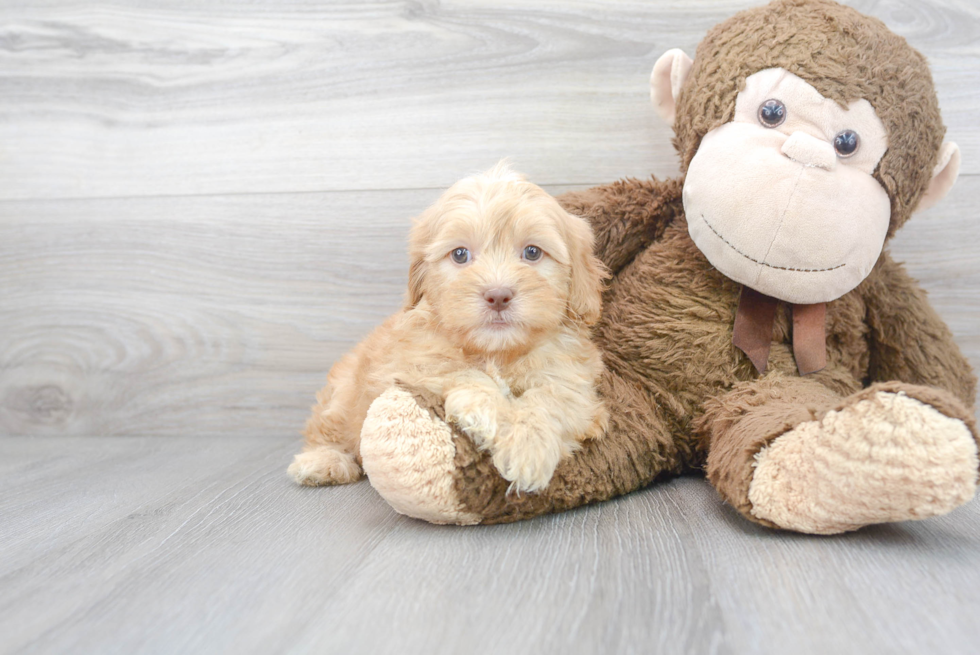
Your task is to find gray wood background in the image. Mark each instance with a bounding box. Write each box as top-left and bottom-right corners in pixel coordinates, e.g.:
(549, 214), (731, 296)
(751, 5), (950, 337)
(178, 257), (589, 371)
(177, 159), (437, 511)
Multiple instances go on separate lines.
(1, 1), (978, 653)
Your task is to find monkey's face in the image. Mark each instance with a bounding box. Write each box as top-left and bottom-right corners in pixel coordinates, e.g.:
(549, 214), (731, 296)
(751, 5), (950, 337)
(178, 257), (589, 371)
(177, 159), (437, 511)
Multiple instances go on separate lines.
(683, 68), (891, 304)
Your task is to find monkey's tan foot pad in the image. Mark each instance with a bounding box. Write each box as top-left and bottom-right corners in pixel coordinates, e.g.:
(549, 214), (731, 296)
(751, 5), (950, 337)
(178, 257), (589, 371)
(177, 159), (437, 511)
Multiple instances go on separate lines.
(748, 391), (979, 534)
(360, 386), (481, 525)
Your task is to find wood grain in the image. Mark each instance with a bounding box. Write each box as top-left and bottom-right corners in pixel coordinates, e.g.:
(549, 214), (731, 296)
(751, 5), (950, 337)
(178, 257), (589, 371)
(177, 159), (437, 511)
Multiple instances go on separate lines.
(0, 0), (977, 200)
(0, 189), (422, 436)
(1, 435), (978, 654)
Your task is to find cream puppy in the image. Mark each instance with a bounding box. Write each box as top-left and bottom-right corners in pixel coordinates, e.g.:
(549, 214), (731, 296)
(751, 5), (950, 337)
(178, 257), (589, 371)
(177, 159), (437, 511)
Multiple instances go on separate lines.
(288, 162), (608, 493)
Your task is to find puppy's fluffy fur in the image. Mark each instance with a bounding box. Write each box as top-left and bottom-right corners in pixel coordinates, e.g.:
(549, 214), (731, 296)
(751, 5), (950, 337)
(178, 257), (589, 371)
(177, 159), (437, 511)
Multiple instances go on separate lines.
(288, 163), (608, 493)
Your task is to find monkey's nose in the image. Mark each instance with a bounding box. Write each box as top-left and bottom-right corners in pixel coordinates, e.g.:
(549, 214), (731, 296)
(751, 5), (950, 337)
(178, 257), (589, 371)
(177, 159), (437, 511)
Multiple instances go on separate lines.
(484, 288), (514, 311)
(781, 131), (837, 171)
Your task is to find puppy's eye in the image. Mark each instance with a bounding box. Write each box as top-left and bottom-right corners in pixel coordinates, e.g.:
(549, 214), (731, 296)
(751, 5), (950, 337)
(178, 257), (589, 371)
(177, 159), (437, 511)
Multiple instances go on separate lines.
(523, 245), (543, 262)
(450, 247), (470, 264)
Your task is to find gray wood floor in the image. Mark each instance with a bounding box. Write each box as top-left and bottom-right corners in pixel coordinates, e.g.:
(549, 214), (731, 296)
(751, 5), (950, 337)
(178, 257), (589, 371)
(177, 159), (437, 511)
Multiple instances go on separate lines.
(2, 1), (979, 653)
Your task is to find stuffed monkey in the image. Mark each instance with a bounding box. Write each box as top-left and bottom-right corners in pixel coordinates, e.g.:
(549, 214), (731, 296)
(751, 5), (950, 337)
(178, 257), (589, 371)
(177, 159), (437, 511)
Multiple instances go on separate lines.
(354, 0), (980, 533)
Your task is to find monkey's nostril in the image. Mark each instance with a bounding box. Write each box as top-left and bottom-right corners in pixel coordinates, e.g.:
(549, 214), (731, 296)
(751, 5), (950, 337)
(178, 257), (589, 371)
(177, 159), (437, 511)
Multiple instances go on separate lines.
(484, 288), (514, 311)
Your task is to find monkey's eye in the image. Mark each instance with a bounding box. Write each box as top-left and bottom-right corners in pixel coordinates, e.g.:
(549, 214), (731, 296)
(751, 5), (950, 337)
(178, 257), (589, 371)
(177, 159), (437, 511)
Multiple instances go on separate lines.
(758, 99), (786, 127)
(522, 245), (543, 262)
(833, 130), (860, 157)
(450, 247), (470, 264)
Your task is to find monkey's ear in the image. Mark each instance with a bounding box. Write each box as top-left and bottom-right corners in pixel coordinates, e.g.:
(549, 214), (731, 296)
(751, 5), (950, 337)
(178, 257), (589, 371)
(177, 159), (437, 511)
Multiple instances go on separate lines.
(916, 142), (960, 213)
(650, 48), (693, 125)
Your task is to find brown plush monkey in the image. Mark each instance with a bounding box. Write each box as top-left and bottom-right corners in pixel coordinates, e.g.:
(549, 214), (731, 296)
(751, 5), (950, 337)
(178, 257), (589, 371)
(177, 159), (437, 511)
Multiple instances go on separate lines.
(354, 0), (980, 534)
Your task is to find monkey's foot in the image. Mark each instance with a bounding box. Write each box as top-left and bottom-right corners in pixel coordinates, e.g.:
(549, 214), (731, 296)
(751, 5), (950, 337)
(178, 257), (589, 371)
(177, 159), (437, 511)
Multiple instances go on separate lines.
(747, 390), (978, 534)
(360, 386), (480, 525)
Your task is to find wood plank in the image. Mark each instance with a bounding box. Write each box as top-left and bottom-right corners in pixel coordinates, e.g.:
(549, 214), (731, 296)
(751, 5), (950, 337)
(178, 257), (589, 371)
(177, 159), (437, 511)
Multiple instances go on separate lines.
(0, 189), (424, 437)
(0, 436), (399, 654)
(2, 176), (977, 438)
(669, 477), (980, 655)
(1, 435), (978, 654)
(0, 0), (977, 200)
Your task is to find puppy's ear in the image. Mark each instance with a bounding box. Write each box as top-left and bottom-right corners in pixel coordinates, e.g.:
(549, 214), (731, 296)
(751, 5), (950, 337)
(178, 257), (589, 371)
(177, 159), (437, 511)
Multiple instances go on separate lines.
(406, 258), (426, 308)
(563, 210), (607, 325)
(405, 211), (433, 309)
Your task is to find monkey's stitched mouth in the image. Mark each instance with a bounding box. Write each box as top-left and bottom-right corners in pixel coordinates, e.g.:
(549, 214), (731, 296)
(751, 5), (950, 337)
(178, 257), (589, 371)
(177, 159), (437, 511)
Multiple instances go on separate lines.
(700, 213), (845, 273)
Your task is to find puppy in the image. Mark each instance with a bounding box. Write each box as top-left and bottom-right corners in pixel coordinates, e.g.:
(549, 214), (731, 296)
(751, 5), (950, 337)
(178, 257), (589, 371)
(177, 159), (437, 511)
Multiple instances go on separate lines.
(287, 162), (608, 493)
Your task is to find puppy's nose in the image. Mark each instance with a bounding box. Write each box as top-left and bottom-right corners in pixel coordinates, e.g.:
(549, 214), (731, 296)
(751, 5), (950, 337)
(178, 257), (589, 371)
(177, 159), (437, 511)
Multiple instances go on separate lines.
(484, 288), (514, 311)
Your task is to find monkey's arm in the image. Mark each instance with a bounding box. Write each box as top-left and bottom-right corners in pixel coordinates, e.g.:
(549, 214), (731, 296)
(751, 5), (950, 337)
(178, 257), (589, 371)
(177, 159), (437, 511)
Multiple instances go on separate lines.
(558, 176), (684, 275)
(863, 252), (977, 409)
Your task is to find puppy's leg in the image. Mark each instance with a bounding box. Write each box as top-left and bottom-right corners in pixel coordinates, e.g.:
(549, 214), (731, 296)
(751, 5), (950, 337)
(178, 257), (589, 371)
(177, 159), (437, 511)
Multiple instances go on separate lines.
(288, 352), (369, 486)
(289, 444), (362, 487)
(493, 377), (607, 494)
(441, 370), (511, 448)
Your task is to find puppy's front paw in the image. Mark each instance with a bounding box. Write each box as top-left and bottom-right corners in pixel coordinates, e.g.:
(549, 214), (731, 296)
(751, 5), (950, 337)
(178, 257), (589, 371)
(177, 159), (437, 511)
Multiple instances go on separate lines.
(288, 446), (362, 486)
(584, 404), (609, 441)
(491, 420), (574, 494)
(445, 389), (498, 446)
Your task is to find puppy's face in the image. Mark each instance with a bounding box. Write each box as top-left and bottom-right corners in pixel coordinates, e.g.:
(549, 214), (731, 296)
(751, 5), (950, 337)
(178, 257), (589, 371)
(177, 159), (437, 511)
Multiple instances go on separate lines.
(408, 169), (605, 354)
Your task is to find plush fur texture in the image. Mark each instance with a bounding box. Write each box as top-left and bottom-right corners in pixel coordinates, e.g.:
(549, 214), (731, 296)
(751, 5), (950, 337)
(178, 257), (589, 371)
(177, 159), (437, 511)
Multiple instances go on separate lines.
(748, 389), (979, 534)
(357, 0), (979, 533)
(290, 163), (609, 494)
